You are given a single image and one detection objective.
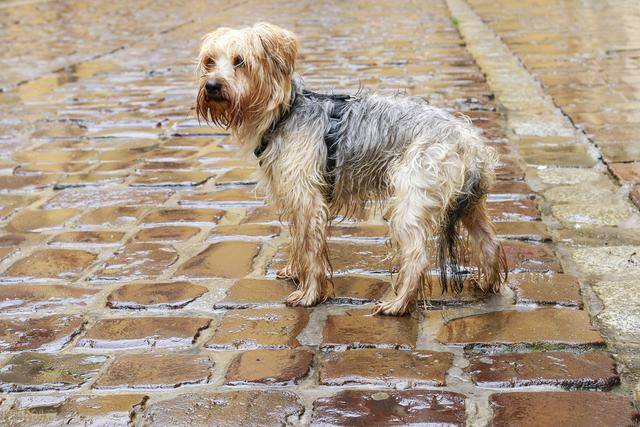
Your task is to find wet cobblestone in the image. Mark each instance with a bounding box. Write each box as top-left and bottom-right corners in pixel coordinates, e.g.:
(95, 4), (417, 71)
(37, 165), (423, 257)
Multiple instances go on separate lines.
(0, 0), (638, 425)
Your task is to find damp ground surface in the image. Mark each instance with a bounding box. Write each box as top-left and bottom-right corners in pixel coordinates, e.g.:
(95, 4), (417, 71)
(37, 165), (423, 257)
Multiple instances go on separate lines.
(0, 0), (639, 425)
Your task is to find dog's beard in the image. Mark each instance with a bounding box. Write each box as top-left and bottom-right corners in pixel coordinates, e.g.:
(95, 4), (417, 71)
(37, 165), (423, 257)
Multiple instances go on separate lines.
(196, 84), (244, 129)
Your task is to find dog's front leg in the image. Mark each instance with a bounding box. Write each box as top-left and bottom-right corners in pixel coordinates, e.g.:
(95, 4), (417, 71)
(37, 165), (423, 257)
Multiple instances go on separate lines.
(283, 188), (333, 307)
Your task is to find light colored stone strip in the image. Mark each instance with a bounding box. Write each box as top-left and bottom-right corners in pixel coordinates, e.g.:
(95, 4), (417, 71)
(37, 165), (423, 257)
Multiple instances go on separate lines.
(446, 0), (640, 403)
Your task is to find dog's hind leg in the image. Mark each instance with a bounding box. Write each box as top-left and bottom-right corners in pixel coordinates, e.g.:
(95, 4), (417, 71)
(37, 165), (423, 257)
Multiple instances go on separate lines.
(374, 144), (465, 316)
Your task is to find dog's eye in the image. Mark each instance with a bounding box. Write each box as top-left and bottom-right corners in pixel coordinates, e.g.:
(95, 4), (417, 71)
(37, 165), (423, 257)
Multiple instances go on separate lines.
(233, 55), (245, 69)
(204, 58), (215, 69)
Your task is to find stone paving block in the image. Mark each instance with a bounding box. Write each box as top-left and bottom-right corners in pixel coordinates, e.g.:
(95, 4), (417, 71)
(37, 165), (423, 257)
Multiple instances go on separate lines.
(572, 246), (640, 277)
(208, 307), (308, 349)
(552, 202), (633, 226)
(272, 242), (391, 275)
(322, 309), (418, 350)
(14, 150), (94, 163)
(328, 224), (389, 240)
(490, 180), (534, 198)
(494, 221), (551, 242)
(176, 241), (260, 279)
(215, 167), (257, 185)
(224, 349), (313, 386)
(509, 273), (582, 307)
(78, 206), (144, 226)
(0, 284), (99, 314)
(130, 170), (212, 187)
(0, 315), (84, 351)
(133, 225), (201, 242)
(3, 249), (97, 280)
(43, 188), (172, 209)
(0, 353), (106, 392)
(214, 278), (296, 309)
(489, 391), (639, 426)
(556, 226), (640, 247)
(487, 199), (541, 222)
(93, 243), (178, 281)
(468, 351), (618, 390)
(436, 308), (604, 347)
(330, 276), (390, 304)
(502, 241), (562, 273)
(420, 277), (487, 306)
(536, 167), (602, 186)
(208, 224), (281, 240)
(107, 281), (208, 310)
(544, 183), (618, 205)
(0, 175), (59, 191)
(140, 208), (225, 225)
(179, 188), (263, 207)
(220, 276), (390, 308)
(5, 394), (147, 427)
(94, 353), (214, 389)
(320, 348), (453, 387)
(311, 390), (466, 426)
(56, 172), (124, 188)
(141, 391), (304, 426)
(6, 208), (78, 232)
(51, 230), (125, 245)
(78, 316), (211, 349)
(592, 280), (640, 342)
(519, 143), (596, 167)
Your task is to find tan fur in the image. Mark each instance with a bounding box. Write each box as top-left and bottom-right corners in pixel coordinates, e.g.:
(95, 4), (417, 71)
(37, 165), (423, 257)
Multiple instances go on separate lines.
(196, 23), (507, 316)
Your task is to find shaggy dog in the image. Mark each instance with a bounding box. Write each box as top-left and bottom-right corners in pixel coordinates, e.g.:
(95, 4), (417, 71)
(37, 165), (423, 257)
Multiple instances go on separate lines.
(196, 22), (507, 315)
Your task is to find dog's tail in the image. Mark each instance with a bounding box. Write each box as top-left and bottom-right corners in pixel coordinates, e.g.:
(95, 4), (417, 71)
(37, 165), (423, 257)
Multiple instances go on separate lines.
(436, 169), (483, 294)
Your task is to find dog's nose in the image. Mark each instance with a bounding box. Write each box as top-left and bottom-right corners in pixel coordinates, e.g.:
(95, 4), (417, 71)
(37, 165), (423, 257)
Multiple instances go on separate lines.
(205, 80), (222, 96)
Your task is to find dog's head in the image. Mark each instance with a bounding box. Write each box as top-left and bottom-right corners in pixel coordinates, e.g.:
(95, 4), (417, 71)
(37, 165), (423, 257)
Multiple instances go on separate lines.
(196, 22), (298, 129)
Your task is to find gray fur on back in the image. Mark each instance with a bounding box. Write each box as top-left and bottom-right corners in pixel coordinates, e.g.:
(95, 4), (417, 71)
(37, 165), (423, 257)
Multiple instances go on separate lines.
(263, 76), (477, 215)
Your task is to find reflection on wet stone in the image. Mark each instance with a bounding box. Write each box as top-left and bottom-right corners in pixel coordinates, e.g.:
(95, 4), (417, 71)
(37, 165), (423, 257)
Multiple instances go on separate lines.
(311, 390), (466, 426)
(141, 391), (304, 427)
(94, 354), (214, 389)
(208, 308), (308, 349)
(320, 348), (453, 387)
(3, 249), (97, 280)
(468, 351), (618, 390)
(225, 349), (313, 386)
(93, 243), (178, 281)
(0, 285), (98, 314)
(436, 308), (604, 346)
(0, 353), (106, 392)
(6, 394), (148, 427)
(176, 241), (260, 279)
(489, 391), (639, 427)
(107, 281), (208, 310)
(78, 317), (211, 349)
(322, 310), (418, 350)
(0, 315), (85, 352)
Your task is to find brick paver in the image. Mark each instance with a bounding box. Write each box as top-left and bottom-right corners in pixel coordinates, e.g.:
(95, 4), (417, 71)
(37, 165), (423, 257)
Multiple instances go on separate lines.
(0, 0), (637, 425)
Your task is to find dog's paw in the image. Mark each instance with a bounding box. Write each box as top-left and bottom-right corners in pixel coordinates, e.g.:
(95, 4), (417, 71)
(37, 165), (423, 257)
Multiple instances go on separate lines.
(372, 299), (410, 316)
(276, 265), (297, 280)
(285, 289), (322, 307)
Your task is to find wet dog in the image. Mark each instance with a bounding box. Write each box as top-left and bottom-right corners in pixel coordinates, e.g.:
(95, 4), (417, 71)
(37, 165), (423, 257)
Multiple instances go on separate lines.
(196, 22), (507, 315)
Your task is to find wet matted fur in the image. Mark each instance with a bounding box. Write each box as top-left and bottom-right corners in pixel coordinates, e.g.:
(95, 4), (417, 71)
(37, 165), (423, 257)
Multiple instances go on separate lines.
(196, 22), (508, 315)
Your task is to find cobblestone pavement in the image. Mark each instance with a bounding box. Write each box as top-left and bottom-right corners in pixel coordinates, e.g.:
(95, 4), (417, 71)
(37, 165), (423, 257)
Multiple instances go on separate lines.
(466, 0), (640, 209)
(0, 0), (639, 425)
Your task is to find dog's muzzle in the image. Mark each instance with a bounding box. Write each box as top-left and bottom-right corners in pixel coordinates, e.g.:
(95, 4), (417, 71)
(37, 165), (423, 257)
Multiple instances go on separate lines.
(205, 80), (224, 101)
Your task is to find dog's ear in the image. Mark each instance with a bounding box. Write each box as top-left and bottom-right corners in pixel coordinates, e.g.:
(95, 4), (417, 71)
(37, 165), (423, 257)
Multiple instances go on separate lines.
(252, 22), (298, 76)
